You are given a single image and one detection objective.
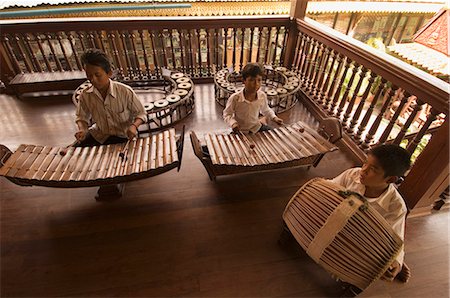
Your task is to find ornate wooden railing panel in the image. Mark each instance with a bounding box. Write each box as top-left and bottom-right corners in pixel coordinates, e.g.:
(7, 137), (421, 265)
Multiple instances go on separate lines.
(0, 17), (290, 84)
(292, 18), (448, 161)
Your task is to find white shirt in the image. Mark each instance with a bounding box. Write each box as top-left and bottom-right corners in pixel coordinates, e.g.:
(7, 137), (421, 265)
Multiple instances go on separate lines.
(223, 89), (276, 133)
(76, 80), (146, 144)
(331, 168), (407, 266)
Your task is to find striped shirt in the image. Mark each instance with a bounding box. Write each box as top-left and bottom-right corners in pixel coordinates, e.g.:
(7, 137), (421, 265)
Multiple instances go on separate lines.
(76, 79), (146, 144)
(223, 89), (276, 133)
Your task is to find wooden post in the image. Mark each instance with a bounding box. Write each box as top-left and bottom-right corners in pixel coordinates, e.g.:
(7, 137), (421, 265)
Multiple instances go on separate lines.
(399, 118), (449, 216)
(284, 0), (308, 67)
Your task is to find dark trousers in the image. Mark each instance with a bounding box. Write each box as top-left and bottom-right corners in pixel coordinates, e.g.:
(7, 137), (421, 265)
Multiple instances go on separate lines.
(75, 132), (128, 147)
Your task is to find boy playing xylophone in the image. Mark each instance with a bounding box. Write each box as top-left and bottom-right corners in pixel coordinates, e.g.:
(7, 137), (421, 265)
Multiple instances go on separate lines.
(223, 63), (284, 133)
(75, 49), (146, 146)
(331, 144), (412, 286)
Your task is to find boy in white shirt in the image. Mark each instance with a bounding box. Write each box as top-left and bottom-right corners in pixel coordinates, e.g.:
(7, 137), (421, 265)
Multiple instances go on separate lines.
(223, 63), (283, 133)
(331, 144), (412, 286)
(75, 49), (146, 146)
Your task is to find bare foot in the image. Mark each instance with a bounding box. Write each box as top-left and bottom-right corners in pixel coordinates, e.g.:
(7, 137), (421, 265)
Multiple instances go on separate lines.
(395, 263), (411, 283)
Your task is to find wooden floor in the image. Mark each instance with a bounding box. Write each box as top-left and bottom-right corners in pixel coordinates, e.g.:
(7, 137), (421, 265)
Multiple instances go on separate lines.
(1, 85), (448, 297)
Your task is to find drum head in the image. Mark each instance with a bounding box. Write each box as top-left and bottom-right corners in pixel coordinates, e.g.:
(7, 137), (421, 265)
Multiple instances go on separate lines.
(166, 94), (181, 103)
(290, 81), (299, 87)
(178, 82), (192, 89)
(174, 89), (188, 96)
(288, 76), (300, 83)
(154, 99), (169, 108)
(176, 77), (190, 83)
(144, 102), (154, 112)
(171, 72), (184, 79)
(220, 82), (230, 88)
(227, 86), (236, 92)
(216, 79), (227, 84)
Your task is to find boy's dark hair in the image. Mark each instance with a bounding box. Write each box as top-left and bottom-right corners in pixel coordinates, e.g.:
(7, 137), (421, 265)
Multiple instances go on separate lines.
(241, 63), (264, 80)
(81, 49), (112, 73)
(369, 144), (411, 177)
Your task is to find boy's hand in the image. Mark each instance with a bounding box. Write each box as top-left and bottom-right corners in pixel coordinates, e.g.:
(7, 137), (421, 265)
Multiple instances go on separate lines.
(232, 123), (240, 132)
(127, 124), (138, 140)
(381, 260), (401, 281)
(75, 129), (88, 141)
(273, 116), (284, 125)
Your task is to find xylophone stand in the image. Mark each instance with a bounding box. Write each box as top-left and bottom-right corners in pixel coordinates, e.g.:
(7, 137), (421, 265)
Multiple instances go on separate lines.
(95, 184), (125, 201)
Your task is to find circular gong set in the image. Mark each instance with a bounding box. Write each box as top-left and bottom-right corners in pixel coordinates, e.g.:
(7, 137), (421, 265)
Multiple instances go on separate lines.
(73, 71), (195, 132)
(214, 65), (302, 113)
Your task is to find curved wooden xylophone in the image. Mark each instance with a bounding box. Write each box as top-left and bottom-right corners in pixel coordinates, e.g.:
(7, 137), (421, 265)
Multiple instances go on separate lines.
(0, 127), (185, 188)
(190, 120), (340, 180)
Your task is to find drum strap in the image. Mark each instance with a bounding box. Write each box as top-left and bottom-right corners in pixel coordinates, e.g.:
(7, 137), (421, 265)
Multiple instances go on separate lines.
(307, 196), (364, 263)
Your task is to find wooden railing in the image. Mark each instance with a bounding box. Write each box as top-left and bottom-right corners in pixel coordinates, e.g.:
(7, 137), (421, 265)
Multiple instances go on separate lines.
(0, 16), (290, 83)
(1, 16), (448, 212)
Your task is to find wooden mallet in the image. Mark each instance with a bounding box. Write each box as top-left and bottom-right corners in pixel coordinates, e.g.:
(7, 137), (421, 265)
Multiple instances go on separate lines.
(59, 140), (79, 156)
(119, 139), (132, 161)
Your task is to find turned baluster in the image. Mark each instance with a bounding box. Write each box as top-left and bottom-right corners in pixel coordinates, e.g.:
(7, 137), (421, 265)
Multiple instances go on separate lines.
(149, 30), (159, 77)
(67, 33), (82, 70)
(355, 78), (387, 142)
(138, 30), (150, 77)
(34, 34), (52, 72)
(46, 33), (63, 71)
(347, 70), (377, 133)
(56, 34), (72, 71)
(393, 99), (425, 145)
(342, 65), (367, 129)
(406, 107), (439, 154)
(329, 58), (351, 116)
(378, 90), (409, 144)
(206, 29), (212, 76)
(337, 62), (360, 119)
(178, 29), (186, 73)
(108, 32), (124, 77)
(2, 35), (22, 74)
(23, 33), (42, 72)
(362, 85), (397, 150)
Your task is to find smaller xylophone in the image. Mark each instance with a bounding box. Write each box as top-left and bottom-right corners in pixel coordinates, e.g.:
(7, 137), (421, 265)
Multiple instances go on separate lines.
(190, 120), (339, 180)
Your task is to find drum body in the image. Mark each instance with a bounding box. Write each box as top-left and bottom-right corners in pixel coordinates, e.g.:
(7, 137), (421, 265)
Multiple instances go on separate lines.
(283, 178), (403, 290)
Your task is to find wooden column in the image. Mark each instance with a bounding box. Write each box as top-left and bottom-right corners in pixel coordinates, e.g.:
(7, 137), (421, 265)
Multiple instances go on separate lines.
(283, 0), (309, 67)
(399, 118), (449, 216)
(290, 0), (308, 20)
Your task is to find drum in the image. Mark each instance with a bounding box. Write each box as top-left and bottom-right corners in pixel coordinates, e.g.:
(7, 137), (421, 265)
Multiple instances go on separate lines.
(283, 178), (403, 290)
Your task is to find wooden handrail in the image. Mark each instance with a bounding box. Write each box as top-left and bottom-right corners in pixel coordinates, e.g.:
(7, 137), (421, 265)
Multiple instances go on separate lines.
(0, 16), (291, 32)
(296, 17), (449, 114)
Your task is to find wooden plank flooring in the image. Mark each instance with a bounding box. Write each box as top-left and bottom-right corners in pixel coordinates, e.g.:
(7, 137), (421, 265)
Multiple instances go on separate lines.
(0, 85), (448, 297)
